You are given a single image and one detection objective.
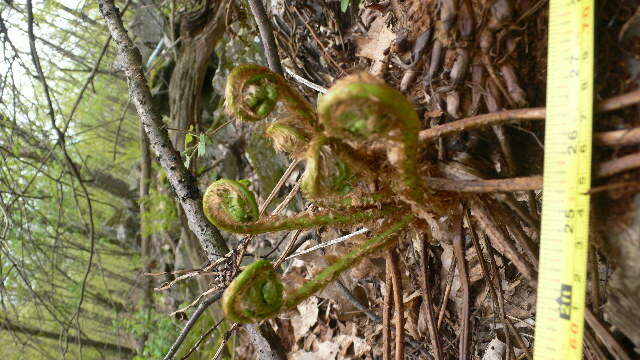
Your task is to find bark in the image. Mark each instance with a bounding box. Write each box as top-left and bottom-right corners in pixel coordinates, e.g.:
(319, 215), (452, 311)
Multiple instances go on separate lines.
(168, 1), (226, 151)
(247, 0), (283, 75)
(0, 317), (136, 356)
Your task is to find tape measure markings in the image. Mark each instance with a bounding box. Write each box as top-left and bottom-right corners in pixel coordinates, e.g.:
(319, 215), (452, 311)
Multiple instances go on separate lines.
(534, 0), (594, 359)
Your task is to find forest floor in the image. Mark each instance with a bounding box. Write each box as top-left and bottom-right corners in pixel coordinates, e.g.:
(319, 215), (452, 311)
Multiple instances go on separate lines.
(224, 1), (640, 359)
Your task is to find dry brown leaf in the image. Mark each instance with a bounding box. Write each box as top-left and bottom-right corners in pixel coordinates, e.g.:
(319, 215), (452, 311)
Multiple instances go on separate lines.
(335, 334), (370, 359)
(291, 296), (320, 341)
(302, 332), (317, 352)
(404, 300), (420, 340)
(355, 15), (395, 61)
(275, 319), (296, 353)
(482, 338), (506, 360)
(289, 341), (340, 360)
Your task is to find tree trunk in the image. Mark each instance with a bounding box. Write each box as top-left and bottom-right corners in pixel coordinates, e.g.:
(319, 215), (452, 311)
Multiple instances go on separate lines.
(168, 2), (226, 151)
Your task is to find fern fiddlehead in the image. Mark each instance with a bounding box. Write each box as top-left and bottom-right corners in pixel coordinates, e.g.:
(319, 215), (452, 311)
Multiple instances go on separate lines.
(225, 64), (317, 156)
(222, 259), (284, 324)
(208, 65), (449, 324)
(203, 179), (393, 234)
(317, 73), (443, 215)
(222, 215), (414, 323)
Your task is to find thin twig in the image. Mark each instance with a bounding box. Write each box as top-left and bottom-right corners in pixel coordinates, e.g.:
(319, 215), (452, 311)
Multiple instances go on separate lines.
(589, 246), (601, 316)
(467, 211), (511, 359)
(488, 200), (538, 269)
(112, 97), (132, 161)
(27, 1), (98, 354)
(597, 152), (640, 178)
(284, 67), (328, 94)
(332, 280), (381, 323)
(424, 176), (542, 192)
(487, 239), (532, 360)
(588, 181), (640, 194)
(170, 287), (221, 317)
(247, 0), (283, 75)
(426, 155), (640, 193)
(418, 88), (640, 143)
(494, 193), (540, 234)
(258, 160), (301, 215)
(452, 206), (469, 360)
(271, 178), (301, 215)
(470, 196), (537, 282)
(388, 248), (405, 360)
(595, 127), (640, 147)
(584, 310), (632, 360)
(292, 7), (344, 75)
(284, 228), (368, 260)
(66, 0), (133, 133)
(0, 199), (10, 239)
(211, 323), (239, 360)
(596, 89), (640, 112)
(162, 291), (223, 360)
(419, 235), (444, 360)
(419, 108), (545, 143)
(583, 327), (609, 360)
(235, 159), (302, 268)
(437, 259), (456, 330)
(274, 229), (303, 267)
(179, 318), (225, 360)
(383, 254), (393, 360)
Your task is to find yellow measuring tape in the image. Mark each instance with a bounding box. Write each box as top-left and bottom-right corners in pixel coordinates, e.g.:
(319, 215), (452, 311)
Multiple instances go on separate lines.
(534, 0), (594, 359)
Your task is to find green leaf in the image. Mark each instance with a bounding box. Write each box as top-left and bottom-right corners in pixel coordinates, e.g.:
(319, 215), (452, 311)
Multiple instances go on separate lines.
(340, 0), (350, 12)
(198, 134), (206, 157)
(184, 153), (192, 168)
(185, 125), (195, 146)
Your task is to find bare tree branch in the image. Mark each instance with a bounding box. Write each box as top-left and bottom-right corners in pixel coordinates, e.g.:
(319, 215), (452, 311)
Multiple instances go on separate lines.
(247, 0), (283, 75)
(26, 0), (97, 355)
(97, 0), (228, 260)
(163, 291), (222, 360)
(97, 4), (287, 360)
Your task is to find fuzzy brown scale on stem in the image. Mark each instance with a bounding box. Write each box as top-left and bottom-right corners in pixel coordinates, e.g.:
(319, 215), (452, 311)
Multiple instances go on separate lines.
(265, 118), (310, 155)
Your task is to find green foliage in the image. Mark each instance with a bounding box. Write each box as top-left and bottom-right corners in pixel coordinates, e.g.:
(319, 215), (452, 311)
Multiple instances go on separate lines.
(116, 308), (178, 360)
(141, 188), (179, 237)
(340, 0), (360, 12)
(182, 125), (209, 168)
(174, 309), (235, 360)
